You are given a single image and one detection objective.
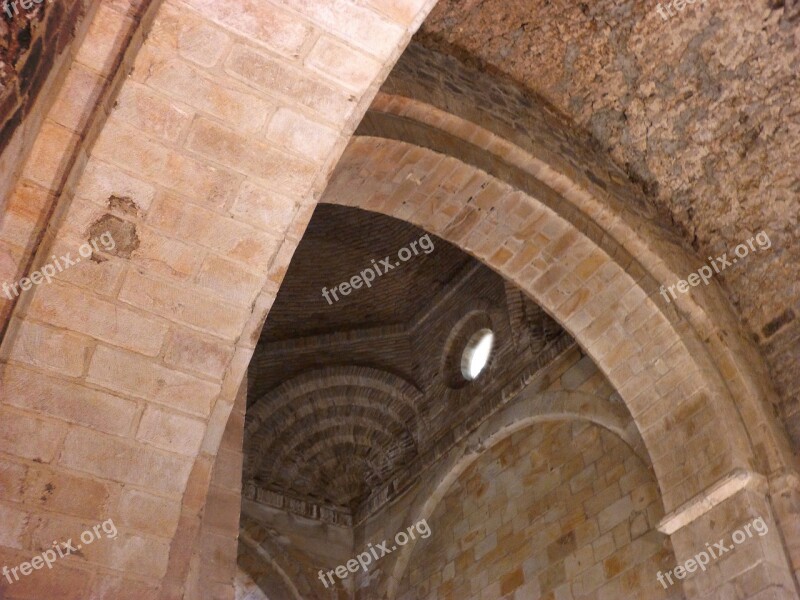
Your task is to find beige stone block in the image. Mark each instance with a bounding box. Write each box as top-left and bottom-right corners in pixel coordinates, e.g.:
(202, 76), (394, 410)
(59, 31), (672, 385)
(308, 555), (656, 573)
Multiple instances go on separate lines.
(163, 328), (234, 380)
(58, 427), (193, 495)
(0, 407), (66, 463)
(22, 465), (115, 520)
(0, 182), (52, 249)
(117, 488), (182, 539)
(76, 4), (134, 77)
(231, 181), (298, 236)
(200, 529), (237, 581)
(87, 344), (219, 417)
(181, 455), (212, 513)
(136, 51), (269, 132)
(147, 192), (282, 266)
(32, 514), (171, 579)
(199, 395), (236, 455)
(50, 62), (108, 132)
(598, 496), (634, 533)
(148, 3), (231, 67)
(136, 406), (205, 456)
(132, 226), (203, 281)
(195, 253), (263, 307)
(119, 270), (251, 340)
(2, 365), (138, 437)
(0, 549), (91, 598)
(94, 119), (240, 211)
(306, 36), (382, 91)
(211, 449), (242, 492)
(264, 107), (341, 164)
(21, 120), (80, 192)
(186, 117), (317, 196)
(270, 0), (404, 59)
(180, 0), (311, 58)
(28, 281), (168, 356)
(225, 43), (356, 123)
(6, 320), (89, 377)
(75, 157), (156, 214)
(0, 503), (28, 548)
(0, 458), (27, 503)
(362, 0), (431, 25)
(45, 233), (127, 297)
(113, 82), (193, 143)
(203, 489), (241, 534)
(0, 244), (24, 301)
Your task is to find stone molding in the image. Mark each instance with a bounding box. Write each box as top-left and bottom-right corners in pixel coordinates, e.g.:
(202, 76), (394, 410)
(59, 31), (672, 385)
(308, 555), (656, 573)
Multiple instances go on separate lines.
(657, 468), (769, 535)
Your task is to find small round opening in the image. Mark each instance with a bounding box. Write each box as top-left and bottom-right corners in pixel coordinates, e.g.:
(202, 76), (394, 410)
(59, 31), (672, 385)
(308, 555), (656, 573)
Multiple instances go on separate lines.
(460, 328), (494, 381)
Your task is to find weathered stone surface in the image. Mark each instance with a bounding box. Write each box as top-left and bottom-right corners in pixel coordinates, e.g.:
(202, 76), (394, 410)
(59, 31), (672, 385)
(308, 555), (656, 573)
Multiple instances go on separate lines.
(417, 0), (800, 446)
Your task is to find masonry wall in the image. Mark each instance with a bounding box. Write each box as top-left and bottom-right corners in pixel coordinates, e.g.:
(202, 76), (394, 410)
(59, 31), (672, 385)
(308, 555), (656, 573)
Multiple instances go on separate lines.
(350, 346), (668, 599)
(394, 418), (680, 599)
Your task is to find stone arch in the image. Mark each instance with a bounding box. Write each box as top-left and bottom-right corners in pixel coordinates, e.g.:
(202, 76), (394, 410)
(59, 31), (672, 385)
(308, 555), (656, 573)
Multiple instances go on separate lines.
(0, 0), (442, 596)
(0, 0), (796, 595)
(376, 389), (648, 598)
(238, 520), (308, 600)
(321, 127), (797, 512)
(320, 90), (799, 591)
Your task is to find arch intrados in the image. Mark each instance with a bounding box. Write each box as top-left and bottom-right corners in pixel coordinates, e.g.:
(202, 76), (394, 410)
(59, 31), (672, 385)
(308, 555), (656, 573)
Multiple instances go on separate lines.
(270, 420), (404, 471)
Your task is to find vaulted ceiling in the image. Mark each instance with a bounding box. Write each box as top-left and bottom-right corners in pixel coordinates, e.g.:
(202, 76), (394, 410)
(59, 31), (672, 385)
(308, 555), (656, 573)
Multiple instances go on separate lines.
(244, 204), (569, 525)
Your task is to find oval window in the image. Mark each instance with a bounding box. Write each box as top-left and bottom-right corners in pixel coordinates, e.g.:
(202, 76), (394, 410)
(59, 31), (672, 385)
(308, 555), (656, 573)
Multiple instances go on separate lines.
(460, 328), (494, 381)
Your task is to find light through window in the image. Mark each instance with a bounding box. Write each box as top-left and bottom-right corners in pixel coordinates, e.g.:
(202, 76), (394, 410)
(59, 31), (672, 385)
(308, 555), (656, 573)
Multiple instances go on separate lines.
(460, 328), (494, 381)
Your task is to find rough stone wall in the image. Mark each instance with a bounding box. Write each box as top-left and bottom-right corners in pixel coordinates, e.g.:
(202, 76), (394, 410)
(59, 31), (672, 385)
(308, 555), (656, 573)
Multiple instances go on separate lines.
(394, 420), (678, 599)
(417, 0), (800, 446)
(0, 0), (65, 147)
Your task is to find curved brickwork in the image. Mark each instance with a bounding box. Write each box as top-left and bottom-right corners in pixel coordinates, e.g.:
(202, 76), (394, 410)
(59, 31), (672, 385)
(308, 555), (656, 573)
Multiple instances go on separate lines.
(323, 134), (800, 595)
(364, 45), (796, 479)
(0, 0), (440, 596)
(0, 0), (797, 596)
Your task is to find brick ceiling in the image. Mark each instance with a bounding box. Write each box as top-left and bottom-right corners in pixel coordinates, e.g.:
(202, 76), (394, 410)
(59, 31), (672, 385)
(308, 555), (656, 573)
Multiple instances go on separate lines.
(246, 204), (569, 523)
(258, 203), (472, 342)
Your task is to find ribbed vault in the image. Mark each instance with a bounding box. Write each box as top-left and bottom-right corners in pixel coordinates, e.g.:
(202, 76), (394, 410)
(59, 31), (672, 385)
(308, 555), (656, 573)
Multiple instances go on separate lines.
(245, 366), (424, 512)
